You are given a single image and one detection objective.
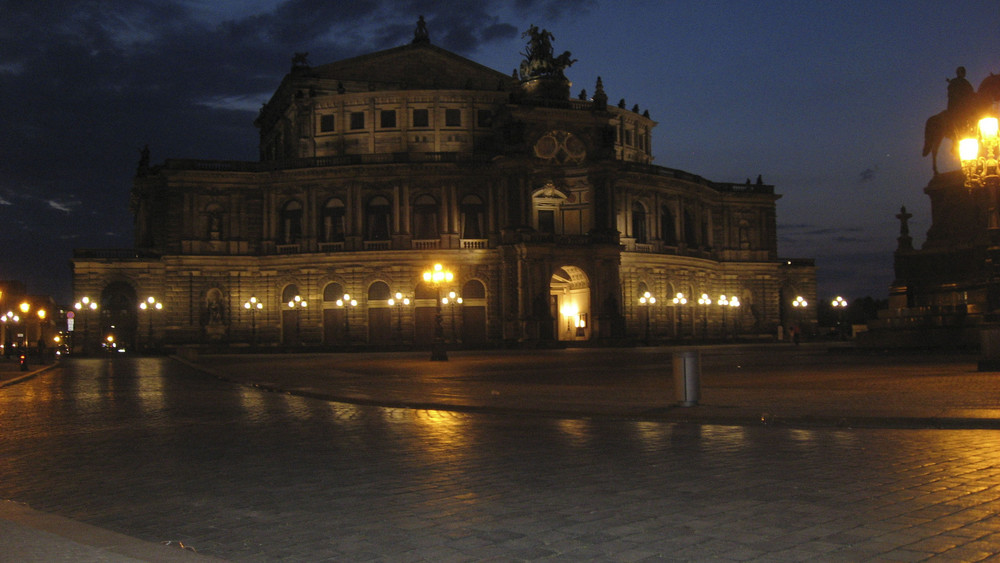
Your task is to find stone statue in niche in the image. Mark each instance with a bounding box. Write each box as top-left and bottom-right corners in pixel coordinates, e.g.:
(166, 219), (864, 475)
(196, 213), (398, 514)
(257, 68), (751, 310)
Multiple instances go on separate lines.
(202, 288), (227, 340)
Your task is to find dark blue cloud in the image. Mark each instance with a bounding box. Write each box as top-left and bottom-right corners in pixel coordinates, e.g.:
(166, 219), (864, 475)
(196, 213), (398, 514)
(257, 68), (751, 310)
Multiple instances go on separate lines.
(0, 0), (583, 301)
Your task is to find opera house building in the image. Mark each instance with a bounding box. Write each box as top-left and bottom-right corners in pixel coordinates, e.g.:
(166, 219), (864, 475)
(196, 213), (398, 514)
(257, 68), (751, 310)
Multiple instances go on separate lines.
(72, 20), (816, 351)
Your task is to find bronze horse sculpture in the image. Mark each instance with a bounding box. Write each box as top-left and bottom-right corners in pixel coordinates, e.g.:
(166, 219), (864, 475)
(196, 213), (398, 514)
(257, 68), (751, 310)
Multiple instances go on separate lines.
(924, 73), (1000, 175)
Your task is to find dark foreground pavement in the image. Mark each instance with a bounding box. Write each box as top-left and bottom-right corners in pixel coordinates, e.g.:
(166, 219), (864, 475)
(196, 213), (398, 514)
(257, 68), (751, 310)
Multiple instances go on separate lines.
(189, 343), (1000, 428)
(3, 343), (1000, 561)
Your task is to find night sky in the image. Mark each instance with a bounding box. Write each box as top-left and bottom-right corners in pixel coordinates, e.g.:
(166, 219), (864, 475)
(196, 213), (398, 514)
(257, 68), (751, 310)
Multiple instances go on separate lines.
(2, 1), (997, 304)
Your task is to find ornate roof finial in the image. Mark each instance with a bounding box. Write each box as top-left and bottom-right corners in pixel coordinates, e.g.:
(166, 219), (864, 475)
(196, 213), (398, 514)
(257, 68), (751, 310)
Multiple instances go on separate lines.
(413, 15), (430, 44)
(592, 76), (607, 110)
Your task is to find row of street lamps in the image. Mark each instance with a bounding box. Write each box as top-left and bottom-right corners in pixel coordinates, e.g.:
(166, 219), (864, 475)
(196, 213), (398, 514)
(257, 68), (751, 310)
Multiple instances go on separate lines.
(637, 292), (845, 342)
(67, 263), (463, 356)
(639, 291), (743, 342)
(276, 264), (464, 358)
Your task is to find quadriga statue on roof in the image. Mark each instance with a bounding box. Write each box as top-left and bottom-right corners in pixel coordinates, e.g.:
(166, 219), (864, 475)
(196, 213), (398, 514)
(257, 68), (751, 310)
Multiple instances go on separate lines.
(518, 25), (576, 82)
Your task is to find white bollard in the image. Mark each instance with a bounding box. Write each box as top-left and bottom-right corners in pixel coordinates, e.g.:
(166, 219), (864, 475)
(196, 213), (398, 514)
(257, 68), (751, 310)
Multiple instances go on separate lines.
(673, 350), (701, 407)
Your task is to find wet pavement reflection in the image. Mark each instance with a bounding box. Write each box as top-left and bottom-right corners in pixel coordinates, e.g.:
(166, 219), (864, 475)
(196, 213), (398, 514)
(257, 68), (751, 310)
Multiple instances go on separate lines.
(2, 357), (1000, 560)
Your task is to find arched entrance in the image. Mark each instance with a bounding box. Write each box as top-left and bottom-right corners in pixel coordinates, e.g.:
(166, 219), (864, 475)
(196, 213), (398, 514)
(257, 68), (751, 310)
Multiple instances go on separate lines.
(367, 281), (392, 346)
(550, 266), (591, 342)
(281, 284), (304, 345)
(322, 282), (346, 345)
(413, 281), (437, 348)
(460, 279), (487, 347)
(100, 282), (137, 352)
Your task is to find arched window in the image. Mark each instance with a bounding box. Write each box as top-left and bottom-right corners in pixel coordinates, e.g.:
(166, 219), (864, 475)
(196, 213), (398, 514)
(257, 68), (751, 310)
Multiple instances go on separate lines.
(660, 205), (677, 245)
(282, 284), (301, 302)
(632, 201), (647, 243)
(683, 209), (697, 247)
(460, 194), (485, 239)
(412, 194), (438, 239)
(462, 279), (486, 298)
(320, 198), (345, 242)
(415, 281), (437, 300)
(281, 200), (303, 243)
(365, 195), (391, 241)
(323, 282), (344, 302)
(368, 281), (391, 301)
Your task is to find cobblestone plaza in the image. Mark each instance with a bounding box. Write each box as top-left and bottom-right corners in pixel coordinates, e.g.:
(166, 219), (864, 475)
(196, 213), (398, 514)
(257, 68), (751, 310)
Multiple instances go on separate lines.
(2, 346), (1000, 560)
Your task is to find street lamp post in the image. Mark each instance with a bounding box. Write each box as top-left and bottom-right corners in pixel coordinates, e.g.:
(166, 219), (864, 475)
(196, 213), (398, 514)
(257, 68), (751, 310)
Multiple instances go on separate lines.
(243, 296), (262, 347)
(74, 297), (98, 354)
(672, 293), (687, 339)
(442, 291), (463, 343)
(139, 296), (162, 351)
(792, 295), (808, 344)
(287, 295), (307, 345)
(387, 292), (410, 344)
(698, 293), (711, 340)
(422, 263), (454, 361)
(639, 291), (656, 344)
(18, 302), (29, 353)
(831, 296), (848, 339)
(717, 295), (729, 339)
(334, 294), (356, 344)
(1, 312), (19, 359)
(17, 301), (32, 365)
(960, 116), (1000, 369)
(729, 296), (740, 339)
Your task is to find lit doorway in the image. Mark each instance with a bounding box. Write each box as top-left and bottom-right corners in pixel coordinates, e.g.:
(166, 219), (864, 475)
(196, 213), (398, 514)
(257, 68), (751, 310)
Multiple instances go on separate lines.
(550, 266), (590, 342)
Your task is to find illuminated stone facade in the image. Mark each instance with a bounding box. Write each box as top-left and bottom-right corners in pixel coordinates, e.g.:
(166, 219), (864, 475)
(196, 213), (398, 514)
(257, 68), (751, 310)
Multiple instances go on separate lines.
(72, 24), (815, 350)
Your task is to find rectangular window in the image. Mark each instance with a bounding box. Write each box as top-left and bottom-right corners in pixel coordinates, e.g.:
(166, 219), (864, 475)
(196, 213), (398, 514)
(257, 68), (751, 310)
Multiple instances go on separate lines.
(476, 110), (493, 128)
(320, 114), (335, 132)
(412, 108), (429, 128)
(350, 112), (365, 130)
(538, 210), (555, 234)
(445, 108), (461, 127)
(380, 110), (396, 129)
